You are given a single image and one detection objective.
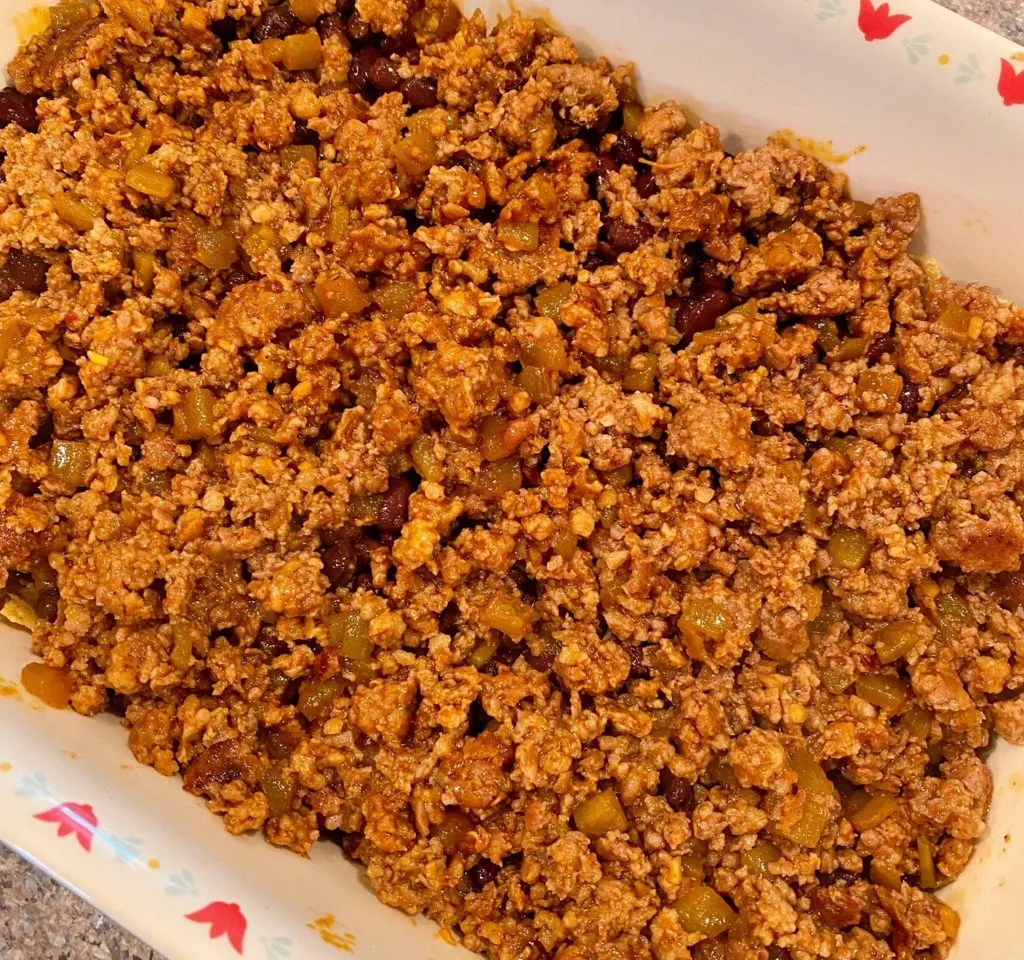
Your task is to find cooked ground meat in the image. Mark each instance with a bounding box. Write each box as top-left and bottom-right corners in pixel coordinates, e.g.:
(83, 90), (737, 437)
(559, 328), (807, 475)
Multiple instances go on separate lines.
(1, 2), (1023, 958)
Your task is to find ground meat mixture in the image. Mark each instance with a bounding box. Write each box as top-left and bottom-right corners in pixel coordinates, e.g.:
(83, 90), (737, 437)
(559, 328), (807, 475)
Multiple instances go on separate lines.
(2, 2), (1024, 958)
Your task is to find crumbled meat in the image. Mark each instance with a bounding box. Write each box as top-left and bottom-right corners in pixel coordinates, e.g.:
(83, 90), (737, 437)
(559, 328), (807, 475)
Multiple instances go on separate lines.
(2, 4), (1023, 960)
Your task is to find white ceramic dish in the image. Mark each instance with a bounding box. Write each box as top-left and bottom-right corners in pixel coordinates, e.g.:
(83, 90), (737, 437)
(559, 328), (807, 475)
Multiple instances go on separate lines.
(2, 1), (1023, 958)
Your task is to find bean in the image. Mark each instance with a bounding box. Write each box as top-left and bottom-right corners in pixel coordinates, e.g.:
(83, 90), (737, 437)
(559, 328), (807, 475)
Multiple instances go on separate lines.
(898, 380), (921, 416)
(252, 6), (299, 41)
(222, 268), (252, 292)
(593, 153), (616, 191)
(634, 170), (658, 199)
(659, 768), (696, 813)
(377, 476), (412, 532)
(211, 16), (240, 47)
(345, 13), (372, 42)
(865, 334), (896, 364)
(401, 76), (438, 109)
(493, 641), (519, 667)
(584, 240), (619, 268)
(379, 24), (416, 55)
(294, 120), (320, 147)
(318, 13), (346, 38)
(319, 526), (348, 546)
(696, 259), (728, 291)
(322, 539), (357, 588)
(0, 89), (38, 132)
(526, 647), (556, 672)
(256, 627), (289, 659)
(627, 644), (650, 679)
(4, 249), (48, 294)
(467, 858), (501, 891)
(353, 534), (379, 568)
(555, 117), (581, 142)
(369, 57), (400, 92)
(675, 289), (735, 343)
(610, 132), (643, 167)
(35, 587), (59, 622)
(605, 218), (653, 254)
(340, 830), (362, 859)
(348, 47), (380, 92)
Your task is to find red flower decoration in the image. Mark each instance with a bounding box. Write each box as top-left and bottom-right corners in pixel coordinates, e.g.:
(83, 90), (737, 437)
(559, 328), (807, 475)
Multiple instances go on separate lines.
(998, 59), (1024, 107)
(186, 901), (247, 955)
(34, 803), (98, 852)
(858, 0), (911, 41)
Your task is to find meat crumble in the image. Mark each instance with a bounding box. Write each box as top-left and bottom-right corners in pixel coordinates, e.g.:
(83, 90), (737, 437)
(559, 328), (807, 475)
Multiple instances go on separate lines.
(2, 2), (1024, 959)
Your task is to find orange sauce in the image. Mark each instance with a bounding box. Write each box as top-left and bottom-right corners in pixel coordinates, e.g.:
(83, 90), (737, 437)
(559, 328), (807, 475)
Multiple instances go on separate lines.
(14, 5), (51, 42)
(308, 915), (356, 953)
(775, 129), (866, 165)
(20, 662), (73, 709)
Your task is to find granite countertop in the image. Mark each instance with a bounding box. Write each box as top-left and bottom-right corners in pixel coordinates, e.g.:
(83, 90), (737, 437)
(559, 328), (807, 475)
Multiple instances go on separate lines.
(2, 1), (1022, 958)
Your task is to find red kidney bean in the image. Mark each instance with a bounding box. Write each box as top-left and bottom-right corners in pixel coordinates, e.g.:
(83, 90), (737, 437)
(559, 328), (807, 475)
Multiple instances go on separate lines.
(0, 89), (39, 132)
(898, 381), (921, 416)
(294, 120), (320, 147)
(345, 13), (372, 42)
(222, 268), (252, 292)
(467, 858), (501, 891)
(634, 170), (658, 199)
(35, 587), (59, 622)
(4, 249), (48, 294)
(211, 16), (240, 47)
(610, 132), (642, 167)
(696, 259), (729, 291)
(256, 627), (289, 659)
(401, 76), (438, 109)
(592, 153), (617, 191)
(379, 24), (416, 55)
(369, 57), (400, 92)
(675, 289), (736, 343)
(318, 13), (347, 38)
(865, 334), (896, 364)
(353, 534), (379, 569)
(322, 539), (357, 588)
(627, 643), (650, 679)
(251, 6), (299, 41)
(377, 476), (413, 532)
(659, 768), (696, 813)
(348, 47), (381, 92)
(555, 117), (582, 143)
(583, 239), (619, 271)
(526, 647), (556, 672)
(340, 831), (362, 859)
(605, 218), (653, 253)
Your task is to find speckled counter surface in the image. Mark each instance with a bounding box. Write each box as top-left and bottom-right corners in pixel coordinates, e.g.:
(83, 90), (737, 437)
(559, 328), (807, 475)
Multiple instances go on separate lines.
(1, 1), (1021, 958)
